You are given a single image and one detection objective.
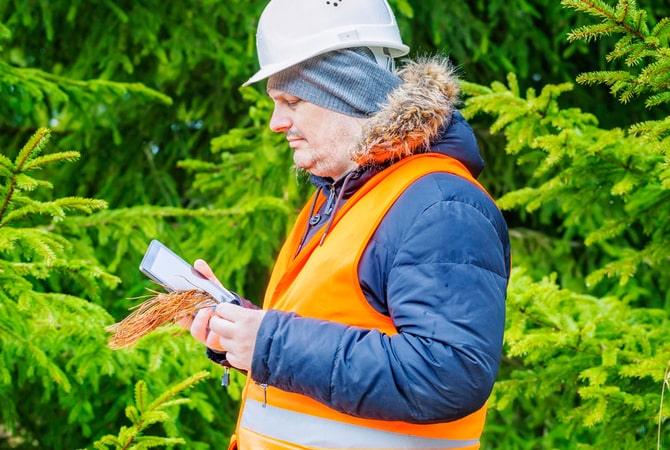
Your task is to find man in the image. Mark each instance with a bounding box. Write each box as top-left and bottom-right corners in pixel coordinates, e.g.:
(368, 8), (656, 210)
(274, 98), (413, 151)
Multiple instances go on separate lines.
(183, 0), (510, 448)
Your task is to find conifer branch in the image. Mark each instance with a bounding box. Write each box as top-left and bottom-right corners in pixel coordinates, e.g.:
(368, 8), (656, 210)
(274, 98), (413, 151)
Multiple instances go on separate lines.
(561, 0), (670, 105)
(0, 129), (51, 224)
(0, 155), (12, 177)
(651, 17), (670, 40)
(629, 116), (670, 141)
(0, 128), (106, 228)
(646, 91), (670, 108)
(22, 151), (80, 171)
(16, 127), (49, 172)
(2, 197), (107, 226)
(0, 61), (173, 106)
(563, 0), (653, 49)
(90, 372), (209, 450)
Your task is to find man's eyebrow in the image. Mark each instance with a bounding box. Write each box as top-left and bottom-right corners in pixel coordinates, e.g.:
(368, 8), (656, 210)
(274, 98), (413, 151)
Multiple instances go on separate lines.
(267, 89), (284, 99)
(268, 91), (300, 102)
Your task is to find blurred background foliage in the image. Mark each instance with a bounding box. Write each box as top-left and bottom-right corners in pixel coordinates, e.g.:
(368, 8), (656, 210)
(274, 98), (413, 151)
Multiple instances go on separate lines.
(0, 0), (669, 448)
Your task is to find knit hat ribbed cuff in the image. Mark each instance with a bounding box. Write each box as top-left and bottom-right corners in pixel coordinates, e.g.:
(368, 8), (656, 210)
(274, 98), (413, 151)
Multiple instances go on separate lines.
(267, 47), (401, 118)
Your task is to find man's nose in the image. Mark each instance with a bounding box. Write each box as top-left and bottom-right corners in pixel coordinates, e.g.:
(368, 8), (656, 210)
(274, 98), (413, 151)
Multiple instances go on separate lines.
(269, 108), (291, 133)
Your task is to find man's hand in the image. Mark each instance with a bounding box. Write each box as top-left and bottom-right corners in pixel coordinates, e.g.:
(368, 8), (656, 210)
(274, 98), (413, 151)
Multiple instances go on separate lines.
(209, 303), (266, 372)
(176, 259), (265, 370)
(176, 259), (228, 350)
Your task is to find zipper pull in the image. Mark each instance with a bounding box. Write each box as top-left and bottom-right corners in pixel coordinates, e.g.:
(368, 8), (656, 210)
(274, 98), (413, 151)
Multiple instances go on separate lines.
(221, 367), (230, 387)
(324, 185), (337, 215)
(257, 383), (268, 408)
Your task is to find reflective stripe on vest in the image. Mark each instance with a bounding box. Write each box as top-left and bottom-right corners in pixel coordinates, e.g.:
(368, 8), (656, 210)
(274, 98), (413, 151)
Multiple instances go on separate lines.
(240, 399), (480, 449)
(233, 154), (494, 449)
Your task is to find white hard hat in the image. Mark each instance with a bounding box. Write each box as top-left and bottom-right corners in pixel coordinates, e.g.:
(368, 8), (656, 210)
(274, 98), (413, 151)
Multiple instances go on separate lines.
(243, 0), (409, 86)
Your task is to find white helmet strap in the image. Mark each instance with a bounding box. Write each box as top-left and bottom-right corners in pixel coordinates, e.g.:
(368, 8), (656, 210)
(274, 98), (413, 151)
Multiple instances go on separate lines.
(369, 47), (396, 72)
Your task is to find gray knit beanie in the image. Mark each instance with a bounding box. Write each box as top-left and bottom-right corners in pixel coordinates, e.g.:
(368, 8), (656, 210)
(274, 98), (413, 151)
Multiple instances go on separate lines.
(266, 47), (401, 118)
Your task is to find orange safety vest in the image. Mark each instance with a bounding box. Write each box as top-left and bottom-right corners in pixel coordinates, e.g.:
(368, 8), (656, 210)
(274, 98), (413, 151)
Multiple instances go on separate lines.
(231, 154), (493, 450)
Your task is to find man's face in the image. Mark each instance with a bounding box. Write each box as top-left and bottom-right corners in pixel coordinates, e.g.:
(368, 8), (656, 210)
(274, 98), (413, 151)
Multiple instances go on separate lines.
(268, 88), (363, 179)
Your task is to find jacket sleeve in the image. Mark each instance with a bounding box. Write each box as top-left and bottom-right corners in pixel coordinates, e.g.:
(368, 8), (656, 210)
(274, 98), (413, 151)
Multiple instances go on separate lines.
(251, 174), (509, 423)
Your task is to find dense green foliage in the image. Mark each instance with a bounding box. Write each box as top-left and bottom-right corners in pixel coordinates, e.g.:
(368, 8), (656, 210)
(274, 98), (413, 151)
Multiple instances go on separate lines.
(0, 0), (669, 448)
(461, 1), (670, 447)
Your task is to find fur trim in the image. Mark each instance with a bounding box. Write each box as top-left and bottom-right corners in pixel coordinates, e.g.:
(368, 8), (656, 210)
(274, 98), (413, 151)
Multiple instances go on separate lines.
(353, 56), (460, 166)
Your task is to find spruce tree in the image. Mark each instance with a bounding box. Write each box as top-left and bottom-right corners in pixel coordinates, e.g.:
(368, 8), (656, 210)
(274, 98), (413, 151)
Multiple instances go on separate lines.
(461, 1), (670, 447)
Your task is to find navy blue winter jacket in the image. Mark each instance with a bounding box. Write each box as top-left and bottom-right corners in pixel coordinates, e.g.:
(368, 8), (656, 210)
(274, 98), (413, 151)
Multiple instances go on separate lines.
(251, 106), (511, 423)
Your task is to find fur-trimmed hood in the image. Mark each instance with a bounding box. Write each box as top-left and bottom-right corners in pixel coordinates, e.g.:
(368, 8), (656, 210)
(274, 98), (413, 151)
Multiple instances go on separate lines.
(352, 56), (483, 177)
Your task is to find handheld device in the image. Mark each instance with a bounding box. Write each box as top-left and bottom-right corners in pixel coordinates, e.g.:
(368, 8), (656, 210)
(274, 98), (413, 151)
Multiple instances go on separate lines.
(139, 239), (238, 304)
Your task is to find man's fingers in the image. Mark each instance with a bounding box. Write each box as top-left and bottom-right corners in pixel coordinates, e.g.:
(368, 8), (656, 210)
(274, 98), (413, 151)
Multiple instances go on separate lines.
(185, 260), (228, 352)
(189, 306), (227, 351)
(206, 328), (226, 351)
(193, 259), (214, 277)
(176, 314), (193, 330)
(214, 302), (245, 321)
(209, 303), (265, 372)
(191, 307), (215, 343)
(209, 315), (234, 353)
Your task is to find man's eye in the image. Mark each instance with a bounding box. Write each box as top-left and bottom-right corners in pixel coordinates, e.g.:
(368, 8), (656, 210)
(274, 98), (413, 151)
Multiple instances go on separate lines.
(286, 99), (301, 108)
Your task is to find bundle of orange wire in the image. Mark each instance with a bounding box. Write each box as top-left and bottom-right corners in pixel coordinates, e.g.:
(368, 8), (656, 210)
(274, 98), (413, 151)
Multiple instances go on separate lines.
(106, 289), (218, 349)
